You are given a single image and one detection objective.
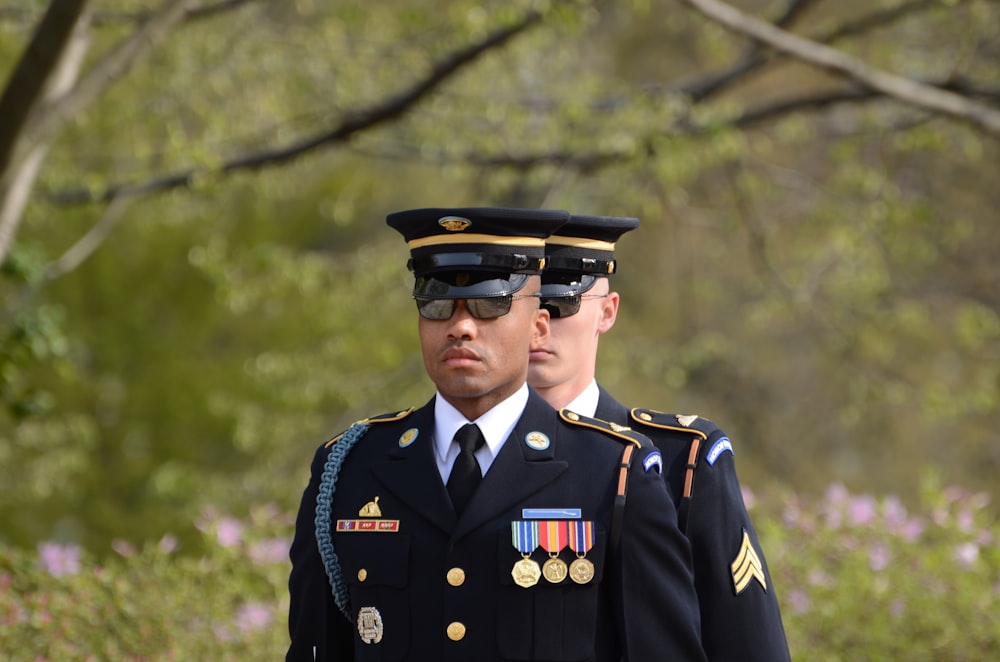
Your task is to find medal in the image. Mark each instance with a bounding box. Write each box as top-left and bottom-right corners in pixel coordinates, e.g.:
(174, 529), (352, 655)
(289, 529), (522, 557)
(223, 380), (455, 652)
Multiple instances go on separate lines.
(569, 557), (595, 584)
(568, 520), (596, 585)
(512, 557), (542, 587)
(538, 520), (569, 584)
(511, 521), (541, 588)
(542, 557), (568, 583)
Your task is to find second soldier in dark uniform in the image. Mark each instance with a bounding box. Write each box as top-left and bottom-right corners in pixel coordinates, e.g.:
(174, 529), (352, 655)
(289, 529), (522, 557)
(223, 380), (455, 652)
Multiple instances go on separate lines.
(528, 214), (791, 661)
(287, 208), (707, 661)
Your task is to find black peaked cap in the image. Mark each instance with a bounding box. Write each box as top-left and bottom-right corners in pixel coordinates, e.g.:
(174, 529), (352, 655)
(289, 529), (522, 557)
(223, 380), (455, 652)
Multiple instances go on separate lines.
(387, 207), (569, 298)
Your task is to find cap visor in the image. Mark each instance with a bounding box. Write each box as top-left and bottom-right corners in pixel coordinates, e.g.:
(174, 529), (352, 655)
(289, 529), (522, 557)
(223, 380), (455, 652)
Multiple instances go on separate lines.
(539, 274), (598, 297)
(414, 273), (530, 299)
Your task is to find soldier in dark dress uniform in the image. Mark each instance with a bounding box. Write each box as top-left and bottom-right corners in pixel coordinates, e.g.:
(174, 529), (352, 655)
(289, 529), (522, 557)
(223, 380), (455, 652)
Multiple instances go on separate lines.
(528, 214), (791, 662)
(287, 207), (707, 661)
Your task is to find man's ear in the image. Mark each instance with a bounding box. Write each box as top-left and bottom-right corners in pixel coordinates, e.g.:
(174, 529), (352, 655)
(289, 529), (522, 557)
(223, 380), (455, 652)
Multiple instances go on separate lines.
(597, 291), (620, 334)
(530, 305), (551, 350)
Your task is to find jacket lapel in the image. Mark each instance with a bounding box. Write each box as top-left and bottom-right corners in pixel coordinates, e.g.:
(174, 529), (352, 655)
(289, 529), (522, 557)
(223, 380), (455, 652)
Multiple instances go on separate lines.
(371, 399), (457, 534)
(453, 390), (568, 541)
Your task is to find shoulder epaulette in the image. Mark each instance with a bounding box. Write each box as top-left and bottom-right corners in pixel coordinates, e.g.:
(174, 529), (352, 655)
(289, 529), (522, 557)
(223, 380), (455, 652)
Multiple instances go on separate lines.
(629, 409), (726, 532)
(559, 408), (652, 448)
(324, 408), (414, 448)
(629, 409), (721, 440)
(560, 409), (657, 556)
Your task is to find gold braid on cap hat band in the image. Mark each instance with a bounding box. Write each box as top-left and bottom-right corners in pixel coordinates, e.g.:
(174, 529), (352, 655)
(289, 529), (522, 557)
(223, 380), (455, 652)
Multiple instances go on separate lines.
(546, 236), (617, 251)
(407, 234), (546, 249)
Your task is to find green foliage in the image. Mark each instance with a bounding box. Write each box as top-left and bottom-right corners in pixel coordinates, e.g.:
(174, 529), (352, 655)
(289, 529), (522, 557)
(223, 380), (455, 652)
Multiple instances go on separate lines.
(2, 0), (1000, 558)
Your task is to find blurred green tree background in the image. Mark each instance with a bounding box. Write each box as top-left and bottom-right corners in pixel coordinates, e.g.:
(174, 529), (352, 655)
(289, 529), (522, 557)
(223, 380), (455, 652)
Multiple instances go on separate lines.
(1, 0), (998, 560)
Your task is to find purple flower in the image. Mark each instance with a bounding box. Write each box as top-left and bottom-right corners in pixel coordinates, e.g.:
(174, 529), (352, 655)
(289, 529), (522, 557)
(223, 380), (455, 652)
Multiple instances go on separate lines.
(954, 542), (979, 569)
(807, 569), (831, 587)
(956, 509), (975, 533)
(112, 539), (136, 558)
(38, 542), (81, 577)
(849, 495), (878, 526)
(786, 588), (810, 615)
(249, 538), (290, 566)
(215, 517), (244, 548)
(826, 483), (850, 505)
(869, 544), (891, 572)
(159, 534), (179, 554)
(882, 496), (907, 530)
(234, 602), (274, 634)
(901, 518), (924, 542)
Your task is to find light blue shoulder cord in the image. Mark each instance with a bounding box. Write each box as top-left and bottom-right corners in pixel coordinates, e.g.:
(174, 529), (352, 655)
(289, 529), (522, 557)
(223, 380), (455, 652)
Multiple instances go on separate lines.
(315, 422), (370, 622)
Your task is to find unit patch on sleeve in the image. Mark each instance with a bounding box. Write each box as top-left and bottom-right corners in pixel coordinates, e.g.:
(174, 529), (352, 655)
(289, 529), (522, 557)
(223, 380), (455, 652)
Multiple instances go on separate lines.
(642, 450), (663, 474)
(706, 436), (734, 465)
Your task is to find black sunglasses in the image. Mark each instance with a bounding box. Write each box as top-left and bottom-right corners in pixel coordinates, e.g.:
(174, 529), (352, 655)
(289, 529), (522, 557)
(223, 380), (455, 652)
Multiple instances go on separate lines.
(539, 294), (608, 319)
(415, 294), (538, 320)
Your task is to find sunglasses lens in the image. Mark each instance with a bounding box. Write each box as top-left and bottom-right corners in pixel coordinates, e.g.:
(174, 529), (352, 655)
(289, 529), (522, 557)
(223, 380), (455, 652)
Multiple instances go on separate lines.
(467, 296), (513, 319)
(416, 296), (515, 320)
(540, 296), (582, 318)
(416, 298), (456, 320)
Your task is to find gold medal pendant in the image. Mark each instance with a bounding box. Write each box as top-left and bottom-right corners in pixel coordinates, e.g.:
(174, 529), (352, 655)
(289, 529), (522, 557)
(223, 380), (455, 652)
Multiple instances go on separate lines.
(542, 556), (568, 584)
(569, 557), (595, 584)
(512, 555), (541, 588)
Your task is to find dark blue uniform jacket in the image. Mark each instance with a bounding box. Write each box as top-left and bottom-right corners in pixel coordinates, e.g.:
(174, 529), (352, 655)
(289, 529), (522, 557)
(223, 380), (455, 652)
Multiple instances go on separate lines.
(596, 387), (791, 662)
(288, 389), (707, 661)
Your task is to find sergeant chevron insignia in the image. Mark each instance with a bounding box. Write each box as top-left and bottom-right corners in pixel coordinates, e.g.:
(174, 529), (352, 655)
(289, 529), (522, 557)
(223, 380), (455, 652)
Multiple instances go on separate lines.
(731, 528), (767, 595)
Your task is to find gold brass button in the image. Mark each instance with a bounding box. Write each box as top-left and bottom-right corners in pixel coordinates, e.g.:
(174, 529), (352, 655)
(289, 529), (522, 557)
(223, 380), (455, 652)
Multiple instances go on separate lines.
(447, 622), (466, 641)
(357, 568), (367, 582)
(446, 567), (466, 586)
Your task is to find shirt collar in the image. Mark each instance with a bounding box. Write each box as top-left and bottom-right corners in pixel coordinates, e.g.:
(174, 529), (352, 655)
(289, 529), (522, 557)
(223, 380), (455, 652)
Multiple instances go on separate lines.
(433, 383), (530, 463)
(563, 379), (600, 418)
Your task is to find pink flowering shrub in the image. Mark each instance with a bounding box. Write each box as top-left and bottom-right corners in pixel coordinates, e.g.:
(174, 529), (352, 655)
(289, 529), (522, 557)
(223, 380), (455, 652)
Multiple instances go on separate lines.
(0, 481), (996, 659)
(0, 504), (293, 660)
(761, 477), (999, 661)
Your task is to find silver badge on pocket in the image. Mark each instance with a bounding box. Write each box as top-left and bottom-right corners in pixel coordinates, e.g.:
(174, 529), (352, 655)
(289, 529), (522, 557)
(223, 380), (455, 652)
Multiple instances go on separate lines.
(357, 606), (384, 644)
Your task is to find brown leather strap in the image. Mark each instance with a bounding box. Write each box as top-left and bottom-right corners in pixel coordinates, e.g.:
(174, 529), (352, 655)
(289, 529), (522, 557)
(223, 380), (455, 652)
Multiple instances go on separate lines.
(683, 437), (701, 499)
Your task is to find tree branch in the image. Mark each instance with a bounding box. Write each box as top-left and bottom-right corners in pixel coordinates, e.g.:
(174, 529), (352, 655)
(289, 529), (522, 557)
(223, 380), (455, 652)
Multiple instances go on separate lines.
(49, 10), (545, 205)
(674, 0), (1000, 135)
(0, 0), (91, 177)
(7, 0), (199, 181)
(679, 0), (948, 102)
(0, 8), (91, 265)
(40, 191), (134, 283)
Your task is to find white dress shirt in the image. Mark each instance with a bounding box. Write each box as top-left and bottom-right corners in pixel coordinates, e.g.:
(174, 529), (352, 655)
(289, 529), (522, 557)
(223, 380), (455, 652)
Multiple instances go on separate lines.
(433, 383), (530, 483)
(563, 379), (600, 418)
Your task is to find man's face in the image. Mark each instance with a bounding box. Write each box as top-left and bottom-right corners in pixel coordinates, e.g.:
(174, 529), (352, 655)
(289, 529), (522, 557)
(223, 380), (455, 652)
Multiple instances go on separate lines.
(419, 274), (549, 419)
(528, 278), (618, 397)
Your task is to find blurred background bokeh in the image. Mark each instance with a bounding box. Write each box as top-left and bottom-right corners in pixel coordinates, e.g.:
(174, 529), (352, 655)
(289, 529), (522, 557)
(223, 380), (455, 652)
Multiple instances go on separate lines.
(1, 0), (998, 657)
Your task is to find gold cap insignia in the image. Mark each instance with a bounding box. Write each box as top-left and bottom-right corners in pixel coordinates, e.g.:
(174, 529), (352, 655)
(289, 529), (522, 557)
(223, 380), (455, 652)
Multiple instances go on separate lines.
(676, 414), (699, 427)
(438, 216), (471, 231)
(731, 529), (767, 594)
(357, 606), (384, 644)
(359, 496), (382, 518)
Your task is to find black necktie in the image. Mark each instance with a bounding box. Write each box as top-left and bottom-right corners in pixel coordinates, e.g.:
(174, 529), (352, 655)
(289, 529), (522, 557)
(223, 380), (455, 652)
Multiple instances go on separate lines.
(447, 423), (486, 514)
